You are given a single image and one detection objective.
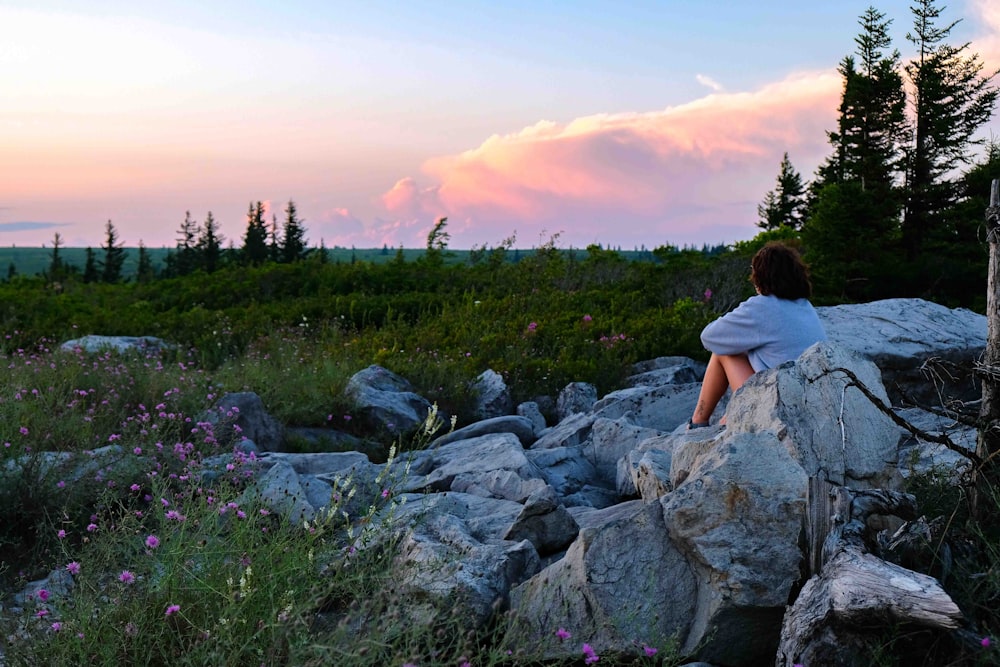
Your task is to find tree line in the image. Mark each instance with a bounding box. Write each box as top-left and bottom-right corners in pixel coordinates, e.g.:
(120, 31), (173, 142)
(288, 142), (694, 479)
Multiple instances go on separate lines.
(40, 199), (315, 285)
(757, 0), (999, 303)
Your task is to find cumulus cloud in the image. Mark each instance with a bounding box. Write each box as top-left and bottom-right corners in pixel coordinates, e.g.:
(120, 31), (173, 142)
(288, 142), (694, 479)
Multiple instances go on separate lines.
(376, 70), (841, 248)
(696, 74), (724, 92)
(970, 0), (1000, 73)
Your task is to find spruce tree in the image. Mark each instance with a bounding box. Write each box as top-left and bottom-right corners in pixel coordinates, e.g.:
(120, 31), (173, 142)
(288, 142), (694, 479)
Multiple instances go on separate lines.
(803, 6), (909, 300)
(169, 211), (200, 277)
(281, 199), (308, 263)
(197, 211), (224, 273)
(242, 201), (269, 266)
(100, 219), (126, 283)
(757, 153), (807, 230)
(903, 0), (999, 260)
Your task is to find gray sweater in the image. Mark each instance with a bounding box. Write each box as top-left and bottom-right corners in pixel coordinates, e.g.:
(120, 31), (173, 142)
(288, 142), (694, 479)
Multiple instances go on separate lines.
(700, 294), (828, 372)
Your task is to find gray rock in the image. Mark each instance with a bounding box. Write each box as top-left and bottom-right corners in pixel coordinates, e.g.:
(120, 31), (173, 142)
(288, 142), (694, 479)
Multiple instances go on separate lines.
(400, 433), (546, 503)
(593, 382), (704, 432)
(531, 412), (596, 450)
(508, 500), (698, 661)
(663, 430), (808, 665)
(59, 335), (173, 355)
(721, 342), (900, 488)
(344, 365), (433, 434)
(818, 297), (986, 404)
(516, 401), (547, 433)
(524, 445), (600, 499)
(503, 485), (580, 556)
(471, 369), (513, 419)
(383, 492), (541, 627)
(584, 415), (661, 485)
(430, 415), (537, 448)
(556, 381), (599, 420)
(895, 407), (976, 480)
(626, 356), (705, 387)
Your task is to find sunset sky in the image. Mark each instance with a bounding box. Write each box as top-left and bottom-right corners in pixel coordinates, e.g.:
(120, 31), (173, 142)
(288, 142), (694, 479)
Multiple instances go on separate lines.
(2, 1), (999, 251)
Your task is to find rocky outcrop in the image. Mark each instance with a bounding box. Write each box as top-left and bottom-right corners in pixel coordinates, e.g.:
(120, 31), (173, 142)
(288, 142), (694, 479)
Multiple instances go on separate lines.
(36, 298), (979, 666)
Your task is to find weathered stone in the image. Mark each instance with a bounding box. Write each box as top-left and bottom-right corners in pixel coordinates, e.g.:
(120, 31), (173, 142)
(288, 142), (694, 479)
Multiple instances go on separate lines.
(516, 401), (547, 433)
(504, 485), (580, 556)
(508, 500), (698, 661)
(592, 382), (703, 432)
(531, 412), (596, 450)
(59, 335), (173, 355)
(556, 382), (599, 420)
(344, 365), (433, 434)
(430, 415), (537, 448)
(818, 298), (986, 403)
(471, 369), (513, 419)
(663, 431), (808, 665)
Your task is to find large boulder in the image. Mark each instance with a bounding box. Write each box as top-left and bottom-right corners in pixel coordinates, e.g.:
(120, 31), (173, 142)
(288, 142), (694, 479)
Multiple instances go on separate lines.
(719, 341), (900, 488)
(818, 298), (986, 404)
(59, 335), (173, 355)
(507, 500), (698, 660)
(344, 365), (433, 434)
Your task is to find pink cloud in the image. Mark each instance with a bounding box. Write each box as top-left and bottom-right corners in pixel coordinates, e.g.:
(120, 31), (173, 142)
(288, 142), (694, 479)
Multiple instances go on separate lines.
(970, 0), (1000, 73)
(377, 70), (841, 248)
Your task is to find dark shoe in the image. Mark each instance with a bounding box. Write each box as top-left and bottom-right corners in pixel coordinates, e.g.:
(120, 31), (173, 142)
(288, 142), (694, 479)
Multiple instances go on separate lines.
(687, 419), (710, 430)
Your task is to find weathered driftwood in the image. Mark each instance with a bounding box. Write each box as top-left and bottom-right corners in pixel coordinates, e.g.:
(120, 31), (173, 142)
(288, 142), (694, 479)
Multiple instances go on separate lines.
(975, 177), (1000, 518)
(777, 485), (963, 666)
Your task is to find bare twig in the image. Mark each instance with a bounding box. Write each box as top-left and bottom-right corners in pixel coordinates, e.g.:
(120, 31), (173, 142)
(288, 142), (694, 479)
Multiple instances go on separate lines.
(822, 366), (984, 468)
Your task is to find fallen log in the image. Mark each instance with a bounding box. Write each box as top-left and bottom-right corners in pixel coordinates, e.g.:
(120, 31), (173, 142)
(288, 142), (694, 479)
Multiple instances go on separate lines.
(777, 484), (965, 666)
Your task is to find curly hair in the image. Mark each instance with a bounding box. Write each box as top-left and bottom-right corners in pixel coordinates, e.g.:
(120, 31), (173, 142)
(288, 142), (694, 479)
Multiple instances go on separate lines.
(750, 242), (812, 300)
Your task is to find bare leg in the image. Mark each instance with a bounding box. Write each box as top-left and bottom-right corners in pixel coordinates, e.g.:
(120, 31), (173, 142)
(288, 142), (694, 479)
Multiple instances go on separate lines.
(690, 353), (754, 426)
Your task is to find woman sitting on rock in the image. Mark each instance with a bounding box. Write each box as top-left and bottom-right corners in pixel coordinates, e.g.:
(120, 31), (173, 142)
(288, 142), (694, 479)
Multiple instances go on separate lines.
(689, 241), (827, 428)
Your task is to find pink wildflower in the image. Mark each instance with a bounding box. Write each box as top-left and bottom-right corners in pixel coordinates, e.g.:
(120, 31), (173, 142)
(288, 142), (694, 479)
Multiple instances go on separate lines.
(643, 645), (658, 657)
(555, 627), (571, 640)
(983, 637), (992, 648)
(37, 589), (50, 602)
(582, 643), (599, 664)
(165, 604), (180, 616)
(145, 534), (160, 549)
(118, 570), (135, 585)
(66, 561), (81, 575)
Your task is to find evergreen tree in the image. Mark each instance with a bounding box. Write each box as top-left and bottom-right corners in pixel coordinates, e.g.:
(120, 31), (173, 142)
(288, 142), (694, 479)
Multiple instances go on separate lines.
(100, 219), (126, 283)
(6, 262), (16, 280)
(903, 0), (999, 259)
(168, 211), (200, 277)
(757, 153), (807, 230)
(281, 199), (308, 263)
(48, 232), (65, 282)
(317, 238), (329, 264)
(242, 201), (269, 266)
(83, 247), (99, 283)
(196, 211), (224, 273)
(269, 213), (281, 262)
(803, 6), (910, 300)
(136, 241), (155, 283)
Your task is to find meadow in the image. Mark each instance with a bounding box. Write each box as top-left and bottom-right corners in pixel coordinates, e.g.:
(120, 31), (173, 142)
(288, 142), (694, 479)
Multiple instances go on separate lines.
(0, 240), (996, 665)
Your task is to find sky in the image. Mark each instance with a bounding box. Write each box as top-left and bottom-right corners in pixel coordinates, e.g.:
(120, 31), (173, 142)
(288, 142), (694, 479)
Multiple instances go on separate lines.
(2, 1), (1000, 251)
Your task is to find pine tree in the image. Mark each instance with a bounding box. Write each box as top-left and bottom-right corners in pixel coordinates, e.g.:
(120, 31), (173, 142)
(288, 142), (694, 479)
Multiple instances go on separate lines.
(242, 201), (269, 266)
(903, 0), (999, 259)
(100, 219), (126, 283)
(6, 262), (16, 280)
(269, 213), (281, 263)
(136, 241), (155, 283)
(281, 199), (308, 263)
(197, 211), (224, 273)
(757, 153), (807, 230)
